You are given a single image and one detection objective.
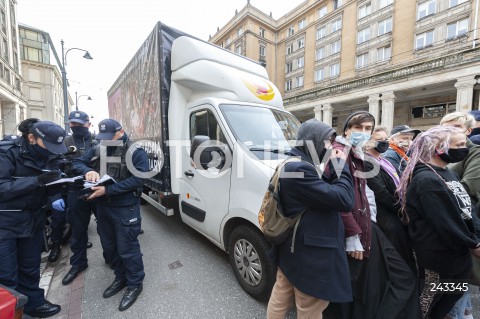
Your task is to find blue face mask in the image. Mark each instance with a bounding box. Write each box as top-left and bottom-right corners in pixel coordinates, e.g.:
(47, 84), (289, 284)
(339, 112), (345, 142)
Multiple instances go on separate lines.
(32, 143), (52, 158)
(349, 132), (371, 147)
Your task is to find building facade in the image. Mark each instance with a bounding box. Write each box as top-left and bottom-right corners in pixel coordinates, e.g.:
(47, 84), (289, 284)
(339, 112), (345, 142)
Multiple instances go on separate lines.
(0, 0), (26, 137)
(210, 0), (480, 132)
(19, 24), (71, 127)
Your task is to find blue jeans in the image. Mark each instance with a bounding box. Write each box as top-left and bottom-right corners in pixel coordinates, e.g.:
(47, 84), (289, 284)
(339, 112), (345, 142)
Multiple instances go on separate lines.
(448, 291), (471, 319)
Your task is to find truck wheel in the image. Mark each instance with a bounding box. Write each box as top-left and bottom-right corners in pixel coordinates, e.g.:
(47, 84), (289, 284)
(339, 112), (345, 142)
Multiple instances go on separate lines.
(228, 224), (276, 301)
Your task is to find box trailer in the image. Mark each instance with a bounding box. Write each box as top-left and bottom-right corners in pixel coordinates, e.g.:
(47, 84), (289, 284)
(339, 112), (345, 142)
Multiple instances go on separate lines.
(107, 22), (301, 300)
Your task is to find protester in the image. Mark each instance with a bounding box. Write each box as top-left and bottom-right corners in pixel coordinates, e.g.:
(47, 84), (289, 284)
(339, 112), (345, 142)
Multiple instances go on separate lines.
(397, 125), (480, 319)
(266, 119), (354, 319)
(72, 118), (148, 311)
(323, 111), (374, 319)
(0, 119), (66, 318)
(469, 110), (480, 145)
(61, 111), (99, 284)
(383, 125), (420, 175)
(364, 127), (415, 270)
(440, 112), (480, 319)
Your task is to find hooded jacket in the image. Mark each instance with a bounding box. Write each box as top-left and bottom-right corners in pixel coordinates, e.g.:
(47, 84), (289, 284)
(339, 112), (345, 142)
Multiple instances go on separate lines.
(274, 119), (355, 302)
(406, 163), (478, 274)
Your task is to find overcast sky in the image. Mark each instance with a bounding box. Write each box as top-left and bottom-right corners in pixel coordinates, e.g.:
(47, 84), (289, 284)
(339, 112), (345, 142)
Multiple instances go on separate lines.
(17, 0), (303, 127)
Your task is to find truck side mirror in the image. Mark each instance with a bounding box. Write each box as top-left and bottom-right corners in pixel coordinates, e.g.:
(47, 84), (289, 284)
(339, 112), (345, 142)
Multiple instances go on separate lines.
(191, 135), (228, 170)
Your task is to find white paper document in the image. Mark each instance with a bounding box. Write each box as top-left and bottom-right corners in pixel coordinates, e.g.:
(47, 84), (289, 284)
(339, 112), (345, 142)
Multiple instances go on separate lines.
(45, 175), (84, 186)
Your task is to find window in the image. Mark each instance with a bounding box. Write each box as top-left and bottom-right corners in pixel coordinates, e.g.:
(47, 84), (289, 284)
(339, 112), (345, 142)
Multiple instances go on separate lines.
(416, 30), (434, 49)
(359, 3), (372, 19)
(377, 45), (391, 61)
(259, 28), (265, 38)
(316, 26), (327, 40)
(296, 75), (304, 87)
(285, 79), (292, 91)
(297, 56), (304, 68)
(449, 0), (467, 7)
(2, 37), (8, 61)
(330, 63), (340, 77)
(411, 104), (449, 118)
(235, 45), (242, 55)
(315, 68), (325, 81)
(298, 37), (305, 49)
(226, 38), (231, 45)
(333, 0), (343, 10)
(316, 47), (325, 60)
(447, 19), (468, 39)
(259, 45), (266, 57)
(331, 40), (341, 54)
(356, 53), (369, 68)
(286, 61), (293, 73)
(286, 43), (294, 55)
(287, 26), (295, 37)
(299, 19), (306, 30)
(190, 109), (226, 144)
(379, 0), (393, 9)
(1, 11), (5, 34)
(319, 6), (328, 18)
(417, 0), (436, 20)
(358, 27), (370, 44)
(378, 17), (392, 36)
(332, 117), (338, 127)
(332, 17), (342, 32)
(237, 27), (243, 37)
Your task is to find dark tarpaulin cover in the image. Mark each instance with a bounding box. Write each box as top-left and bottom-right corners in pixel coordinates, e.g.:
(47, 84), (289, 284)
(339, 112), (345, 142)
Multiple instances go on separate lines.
(107, 22), (192, 192)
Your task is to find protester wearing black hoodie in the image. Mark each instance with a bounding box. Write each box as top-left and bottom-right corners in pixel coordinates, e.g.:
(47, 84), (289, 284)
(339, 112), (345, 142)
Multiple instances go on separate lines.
(397, 126), (480, 319)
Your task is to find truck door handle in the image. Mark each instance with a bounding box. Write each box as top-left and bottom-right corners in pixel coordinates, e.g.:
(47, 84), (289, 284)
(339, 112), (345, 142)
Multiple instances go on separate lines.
(184, 170), (194, 177)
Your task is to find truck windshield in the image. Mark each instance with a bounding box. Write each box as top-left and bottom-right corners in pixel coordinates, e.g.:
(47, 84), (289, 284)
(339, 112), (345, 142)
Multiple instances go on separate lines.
(220, 104), (300, 159)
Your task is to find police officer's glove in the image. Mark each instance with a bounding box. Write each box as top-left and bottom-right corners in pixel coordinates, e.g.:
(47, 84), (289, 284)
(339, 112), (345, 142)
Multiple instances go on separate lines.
(37, 171), (62, 186)
(52, 199), (65, 211)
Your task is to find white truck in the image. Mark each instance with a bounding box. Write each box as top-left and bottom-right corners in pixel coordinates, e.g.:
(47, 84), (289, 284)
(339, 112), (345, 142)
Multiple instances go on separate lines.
(107, 22), (301, 300)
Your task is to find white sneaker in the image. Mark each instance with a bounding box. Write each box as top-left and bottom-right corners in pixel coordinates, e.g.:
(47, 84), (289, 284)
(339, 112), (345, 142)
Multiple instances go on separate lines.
(464, 314), (473, 319)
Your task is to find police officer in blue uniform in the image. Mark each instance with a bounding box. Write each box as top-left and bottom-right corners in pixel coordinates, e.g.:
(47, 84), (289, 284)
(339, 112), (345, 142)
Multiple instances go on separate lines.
(59, 111), (99, 284)
(0, 119), (67, 318)
(72, 119), (148, 311)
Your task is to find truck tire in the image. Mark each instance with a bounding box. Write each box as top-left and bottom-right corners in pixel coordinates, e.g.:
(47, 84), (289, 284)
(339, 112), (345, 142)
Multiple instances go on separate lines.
(228, 224), (276, 301)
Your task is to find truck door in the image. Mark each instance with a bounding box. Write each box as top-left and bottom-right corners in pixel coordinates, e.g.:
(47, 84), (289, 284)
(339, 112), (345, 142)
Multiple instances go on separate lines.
(179, 106), (232, 245)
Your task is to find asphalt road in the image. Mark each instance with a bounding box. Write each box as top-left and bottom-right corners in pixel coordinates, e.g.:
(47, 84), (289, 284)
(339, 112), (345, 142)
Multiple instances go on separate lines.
(81, 203), (296, 319)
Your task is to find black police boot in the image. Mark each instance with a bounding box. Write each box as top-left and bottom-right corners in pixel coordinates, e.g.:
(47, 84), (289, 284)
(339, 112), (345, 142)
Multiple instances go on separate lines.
(118, 284), (143, 311)
(24, 300), (61, 318)
(48, 243), (61, 262)
(103, 278), (127, 298)
(86, 242), (93, 248)
(62, 265), (88, 285)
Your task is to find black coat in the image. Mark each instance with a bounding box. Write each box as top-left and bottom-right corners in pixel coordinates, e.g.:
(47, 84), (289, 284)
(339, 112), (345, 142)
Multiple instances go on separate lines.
(0, 138), (64, 239)
(275, 147), (355, 302)
(365, 159), (415, 270)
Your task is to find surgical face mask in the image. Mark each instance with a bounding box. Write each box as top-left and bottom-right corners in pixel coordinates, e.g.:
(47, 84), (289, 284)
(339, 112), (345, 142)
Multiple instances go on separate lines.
(373, 140), (390, 153)
(71, 126), (90, 138)
(437, 148), (469, 163)
(349, 132), (371, 147)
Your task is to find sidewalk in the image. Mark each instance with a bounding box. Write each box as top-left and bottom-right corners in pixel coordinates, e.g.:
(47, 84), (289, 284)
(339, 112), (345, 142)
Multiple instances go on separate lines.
(29, 245), (86, 319)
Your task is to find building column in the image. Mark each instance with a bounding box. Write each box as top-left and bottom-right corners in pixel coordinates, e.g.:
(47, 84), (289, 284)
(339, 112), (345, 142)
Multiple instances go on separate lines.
(367, 94), (381, 125)
(0, 102), (3, 137)
(455, 76), (477, 112)
(381, 92), (395, 132)
(322, 103), (334, 127)
(314, 105), (323, 122)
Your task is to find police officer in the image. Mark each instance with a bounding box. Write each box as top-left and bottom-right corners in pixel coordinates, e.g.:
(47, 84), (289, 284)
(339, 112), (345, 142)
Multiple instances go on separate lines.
(60, 111), (99, 284)
(72, 119), (148, 311)
(0, 119), (66, 318)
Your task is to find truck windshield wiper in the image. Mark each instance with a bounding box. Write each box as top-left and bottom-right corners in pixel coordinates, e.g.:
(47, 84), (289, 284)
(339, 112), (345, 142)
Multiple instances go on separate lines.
(248, 147), (290, 154)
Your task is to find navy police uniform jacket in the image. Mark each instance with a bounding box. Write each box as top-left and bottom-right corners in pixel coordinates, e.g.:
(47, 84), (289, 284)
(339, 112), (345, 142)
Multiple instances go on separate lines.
(274, 147), (355, 302)
(71, 140), (149, 207)
(0, 138), (64, 239)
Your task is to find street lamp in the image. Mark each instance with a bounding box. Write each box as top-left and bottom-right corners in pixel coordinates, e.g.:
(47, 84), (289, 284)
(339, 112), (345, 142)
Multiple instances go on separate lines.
(75, 91), (92, 111)
(61, 39), (93, 131)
